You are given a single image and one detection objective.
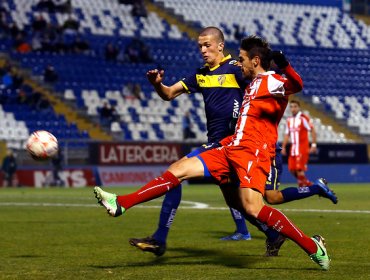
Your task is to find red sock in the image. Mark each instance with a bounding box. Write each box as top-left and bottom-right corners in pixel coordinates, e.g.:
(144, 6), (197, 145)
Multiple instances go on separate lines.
(297, 174), (312, 187)
(117, 171), (180, 210)
(257, 205), (317, 254)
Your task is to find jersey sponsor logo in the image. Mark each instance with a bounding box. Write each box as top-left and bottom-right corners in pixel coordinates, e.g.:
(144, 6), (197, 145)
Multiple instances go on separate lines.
(198, 77), (206, 84)
(244, 175), (252, 183)
(195, 74), (239, 88)
(233, 99), (240, 118)
(218, 74), (226, 85)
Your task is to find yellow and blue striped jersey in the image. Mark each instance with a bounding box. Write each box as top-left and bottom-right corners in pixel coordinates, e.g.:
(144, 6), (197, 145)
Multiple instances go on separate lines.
(180, 55), (248, 142)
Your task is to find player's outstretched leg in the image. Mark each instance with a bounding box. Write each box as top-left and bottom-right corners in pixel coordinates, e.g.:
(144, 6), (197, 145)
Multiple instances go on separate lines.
(129, 236), (166, 256)
(315, 178), (338, 204)
(94, 187), (125, 217)
(310, 235), (330, 270)
(280, 178), (338, 204)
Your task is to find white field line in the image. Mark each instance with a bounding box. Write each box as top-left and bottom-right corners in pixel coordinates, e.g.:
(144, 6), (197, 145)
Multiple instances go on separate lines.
(0, 201), (370, 214)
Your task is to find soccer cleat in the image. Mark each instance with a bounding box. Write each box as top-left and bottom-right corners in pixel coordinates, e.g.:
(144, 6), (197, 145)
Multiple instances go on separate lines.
(220, 231), (252, 241)
(129, 236), (166, 256)
(93, 186), (125, 217)
(315, 178), (338, 204)
(310, 235), (330, 270)
(264, 234), (286, 257)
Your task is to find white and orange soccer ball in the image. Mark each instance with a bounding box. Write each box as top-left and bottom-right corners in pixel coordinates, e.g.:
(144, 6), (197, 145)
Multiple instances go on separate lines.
(26, 130), (58, 160)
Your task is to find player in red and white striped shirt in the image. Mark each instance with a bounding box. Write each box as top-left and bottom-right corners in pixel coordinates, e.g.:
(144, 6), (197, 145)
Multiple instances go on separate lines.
(282, 100), (317, 187)
(94, 36), (330, 270)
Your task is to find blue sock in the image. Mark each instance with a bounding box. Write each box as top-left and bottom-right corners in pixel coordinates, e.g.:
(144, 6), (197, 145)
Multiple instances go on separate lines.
(229, 207), (249, 234)
(243, 214), (279, 241)
(281, 184), (321, 202)
(152, 185), (182, 244)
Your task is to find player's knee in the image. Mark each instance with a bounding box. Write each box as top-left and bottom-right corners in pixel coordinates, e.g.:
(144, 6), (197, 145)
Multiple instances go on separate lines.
(242, 204), (260, 218)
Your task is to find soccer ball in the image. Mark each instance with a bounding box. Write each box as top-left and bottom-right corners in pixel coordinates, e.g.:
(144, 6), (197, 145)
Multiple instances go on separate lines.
(26, 130), (58, 160)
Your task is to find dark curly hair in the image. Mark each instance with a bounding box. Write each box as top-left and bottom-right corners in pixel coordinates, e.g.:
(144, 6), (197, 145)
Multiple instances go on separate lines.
(240, 35), (271, 70)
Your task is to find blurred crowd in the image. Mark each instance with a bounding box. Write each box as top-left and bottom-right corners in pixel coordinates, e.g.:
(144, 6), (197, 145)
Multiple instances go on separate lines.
(0, 0), (153, 63)
(0, 60), (52, 113)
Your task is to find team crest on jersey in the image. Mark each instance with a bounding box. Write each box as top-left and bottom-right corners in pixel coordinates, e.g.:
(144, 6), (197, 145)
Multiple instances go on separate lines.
(229, 59), (238, 65)
(218, 75), (226, 85)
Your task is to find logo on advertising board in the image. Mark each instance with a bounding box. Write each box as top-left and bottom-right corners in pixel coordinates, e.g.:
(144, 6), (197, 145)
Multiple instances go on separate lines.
(14, 169), (96, 187)
(96, 143), (181, 165)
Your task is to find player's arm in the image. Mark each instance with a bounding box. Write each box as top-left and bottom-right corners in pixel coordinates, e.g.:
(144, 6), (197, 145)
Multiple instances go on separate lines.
(146, 69), (185, 101)
(281, 133), (289, 156)
(271, 51), (303, 94)
(309, 125), (318, 154)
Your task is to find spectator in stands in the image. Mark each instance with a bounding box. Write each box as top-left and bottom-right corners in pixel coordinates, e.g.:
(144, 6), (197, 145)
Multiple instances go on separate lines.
(36, 96), (52, 112)
(125, 38), (153, 63)
(43, 64), (59, 84)
(62, 15), (79, 31)
(8, 23), (21, 40)
(1, 71), (13, 89)
(16, 88), (28, 104)
(32, 14), (48, 34)
(1, 149), (17, 187)
(182, 111), (196, 140)
(51, 148), (64, 186)
(73, 35), (90, 54)
(281, 100), (318, 187)
(9, 68), (23, 89)
(31, 35), (43, 51)
(40, 23), (62, 52)
(105, 43), (119, 61)
(110, 104), (119, 122)
(131, 0), (147, 17)
(98, 101), (114, 126)
(121, 83), (142, 100)
(54, 0), (72, 13)
(132, 83), (143, 100)
(61, 15), (79, 52)
(124, 39), (141, 63)
(13, 33), (31, 53)
(29, 90), (42, 107)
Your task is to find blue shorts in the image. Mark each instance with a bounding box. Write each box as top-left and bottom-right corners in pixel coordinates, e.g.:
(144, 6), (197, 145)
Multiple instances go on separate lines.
(265, 151), (283, 191)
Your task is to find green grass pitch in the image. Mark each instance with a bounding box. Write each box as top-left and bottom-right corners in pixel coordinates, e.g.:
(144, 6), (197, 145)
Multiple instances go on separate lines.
(1, 183), (370, 280)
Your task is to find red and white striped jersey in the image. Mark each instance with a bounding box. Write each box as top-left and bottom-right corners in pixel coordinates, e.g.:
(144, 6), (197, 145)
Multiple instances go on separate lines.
(285, 111), (313, 156)
(220, 65), (303, 157)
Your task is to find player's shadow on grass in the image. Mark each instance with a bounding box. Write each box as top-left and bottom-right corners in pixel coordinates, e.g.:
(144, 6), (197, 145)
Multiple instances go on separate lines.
(92, 247), (262, 269)
(90, 247), (316, 271)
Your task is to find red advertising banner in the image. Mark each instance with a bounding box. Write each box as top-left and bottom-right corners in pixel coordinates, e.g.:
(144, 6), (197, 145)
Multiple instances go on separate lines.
(4, 168), (96, 188)
(97, 143), (182, 165)
(97, 166), (168, 187)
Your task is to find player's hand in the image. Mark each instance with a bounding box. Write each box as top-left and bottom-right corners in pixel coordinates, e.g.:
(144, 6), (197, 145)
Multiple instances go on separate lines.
(281, 147), (287, 156)
(271, 50), (289, 69)
(310, 145), (318, 154)
(146, 69), (164, 85)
